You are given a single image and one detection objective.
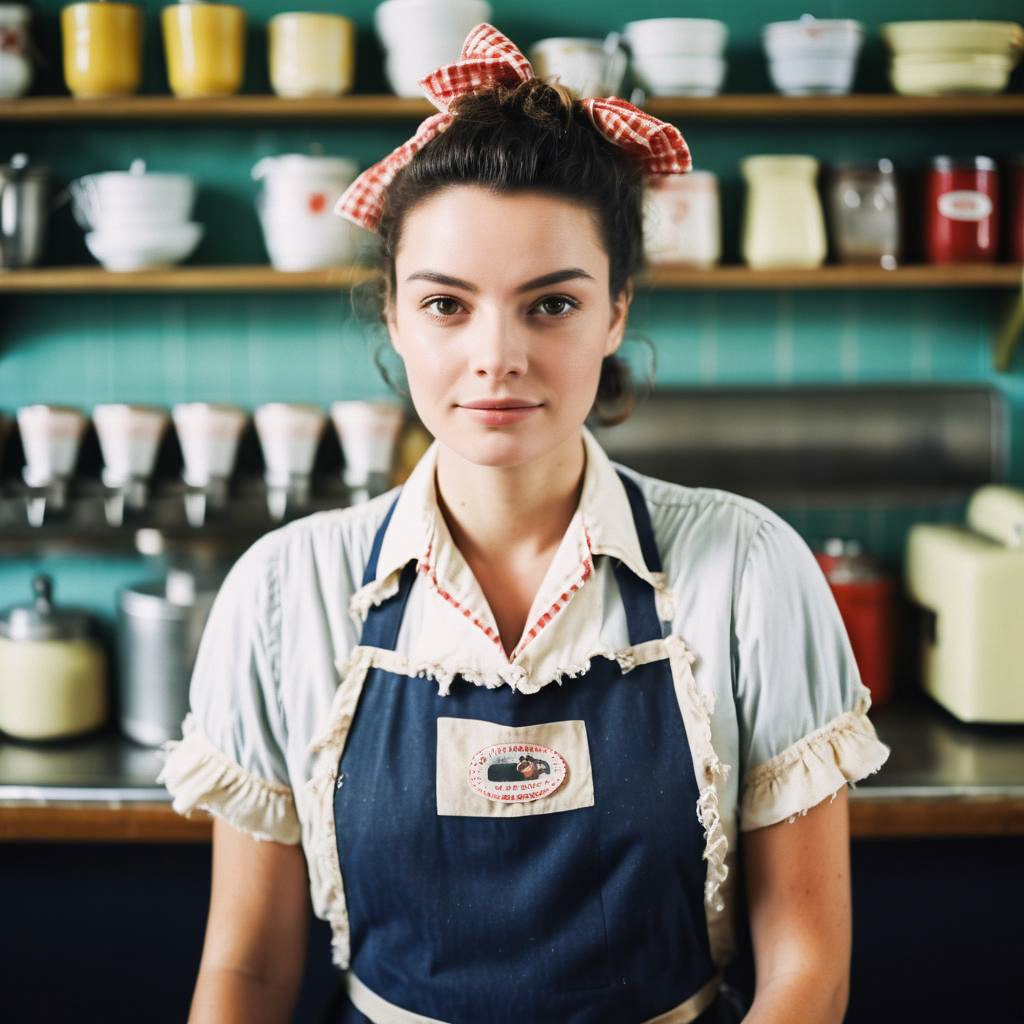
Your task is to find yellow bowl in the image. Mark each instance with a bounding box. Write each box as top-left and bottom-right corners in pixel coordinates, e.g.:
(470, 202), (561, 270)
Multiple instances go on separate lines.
(890, 52), (1014, 95)
(162, 3), (246, 98)
(881, 20), (1024, 58)
(61, 2), (144, 98)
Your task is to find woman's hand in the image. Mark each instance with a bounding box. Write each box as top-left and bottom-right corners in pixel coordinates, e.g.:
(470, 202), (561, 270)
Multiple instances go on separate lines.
(188, 817), (311, 1023)
(740, 786), (852, 1024)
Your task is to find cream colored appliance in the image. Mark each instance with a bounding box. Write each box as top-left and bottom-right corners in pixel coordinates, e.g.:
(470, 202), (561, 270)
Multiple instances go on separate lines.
(905, 484), (1024, 723)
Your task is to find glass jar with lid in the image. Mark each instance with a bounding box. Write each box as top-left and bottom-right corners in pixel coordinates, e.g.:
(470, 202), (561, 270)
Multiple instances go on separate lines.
(925, 155), (999, 263)
(827, 158), (902, 268)
(0, 573), (108, 740)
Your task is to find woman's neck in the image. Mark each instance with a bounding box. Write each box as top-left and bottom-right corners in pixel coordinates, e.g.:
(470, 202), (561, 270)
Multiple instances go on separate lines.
(434, 432), (586, 565)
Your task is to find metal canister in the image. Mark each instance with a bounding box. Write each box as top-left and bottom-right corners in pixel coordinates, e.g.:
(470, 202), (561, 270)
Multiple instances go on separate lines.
(0, 152), (50, 268)
(815, 538), (894, 707)
(116, 568), (219, 746)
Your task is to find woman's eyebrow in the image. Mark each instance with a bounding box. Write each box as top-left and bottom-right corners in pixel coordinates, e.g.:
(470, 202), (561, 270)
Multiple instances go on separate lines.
(405, 268), (596, 293)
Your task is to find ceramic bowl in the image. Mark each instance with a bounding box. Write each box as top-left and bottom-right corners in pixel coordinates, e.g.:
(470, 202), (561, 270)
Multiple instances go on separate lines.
(890, 52), (1015, 95)
(375, 0), (490, 49)
(880, 20), (1024, 57)
(768, 56), (858, 95)
(85, 221), (203, 271)
(631, 54), (726, 96)
(623, 18), (727, 58)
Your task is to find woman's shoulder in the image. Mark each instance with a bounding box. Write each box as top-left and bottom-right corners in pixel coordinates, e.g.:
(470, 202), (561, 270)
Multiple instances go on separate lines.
(614, 461), (788, 545)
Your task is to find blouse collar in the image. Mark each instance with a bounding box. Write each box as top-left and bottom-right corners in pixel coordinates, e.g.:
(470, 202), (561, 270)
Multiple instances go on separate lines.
(348, 426), (666, 654)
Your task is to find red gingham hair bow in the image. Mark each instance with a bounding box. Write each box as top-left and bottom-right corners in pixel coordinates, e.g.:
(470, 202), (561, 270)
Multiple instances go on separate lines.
(334, 22), (692, 234)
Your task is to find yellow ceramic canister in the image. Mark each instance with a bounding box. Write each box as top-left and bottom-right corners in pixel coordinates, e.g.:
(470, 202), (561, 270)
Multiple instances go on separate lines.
(269, 12), (355, 98)
(61, 2), (143, 99)
(741, 155), (827, 269)
(162, 2), (245, 99)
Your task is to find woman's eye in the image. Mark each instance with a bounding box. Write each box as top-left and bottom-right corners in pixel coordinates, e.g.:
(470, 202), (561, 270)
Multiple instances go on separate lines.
(534, 295), (579, 318)
(423, 296), (463, 319)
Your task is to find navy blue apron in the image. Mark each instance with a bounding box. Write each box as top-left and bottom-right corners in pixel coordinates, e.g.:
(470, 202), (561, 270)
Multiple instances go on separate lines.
(328, 472), (723, 1023)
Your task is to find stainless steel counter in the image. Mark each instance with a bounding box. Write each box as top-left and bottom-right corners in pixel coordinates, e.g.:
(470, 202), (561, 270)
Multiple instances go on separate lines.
(0, 691), (1021, 840)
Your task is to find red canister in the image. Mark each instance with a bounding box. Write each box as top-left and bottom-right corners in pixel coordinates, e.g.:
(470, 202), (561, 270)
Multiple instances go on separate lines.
(1009, 154), (1024, 263)
(925, 155), (999, 263)
(814, 538), (894, 707)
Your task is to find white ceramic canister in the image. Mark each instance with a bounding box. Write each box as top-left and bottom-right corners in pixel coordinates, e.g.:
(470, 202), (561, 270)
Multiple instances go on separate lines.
(741, 155), (827, 269)
(0, 574), (108, 741)
(252, 154), (358, 271)
(0, 4), (33, 99)
(643, 170), (721, 267)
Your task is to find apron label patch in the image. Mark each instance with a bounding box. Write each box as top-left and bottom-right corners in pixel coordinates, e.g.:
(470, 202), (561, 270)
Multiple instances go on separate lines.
(436, 717), (594, 817)
(468, 742), (567, 803)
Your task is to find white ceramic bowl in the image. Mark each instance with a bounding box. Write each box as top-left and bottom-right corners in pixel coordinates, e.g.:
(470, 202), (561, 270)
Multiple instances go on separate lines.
(890, 52), (1014, 95)
(623, 18), (727, 58)
(763, 17), (864, 55)
(85, 221), (203, 272)
(631, 54), (726, 96)
(768, 56), (858, 95)
(384, 40), (475, 97)
(375, 0), (491, 51)
(70, 163), (195, 232)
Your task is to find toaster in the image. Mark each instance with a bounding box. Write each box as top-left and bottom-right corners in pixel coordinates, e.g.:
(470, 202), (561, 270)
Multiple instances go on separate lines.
(904, 484), (1024, 723)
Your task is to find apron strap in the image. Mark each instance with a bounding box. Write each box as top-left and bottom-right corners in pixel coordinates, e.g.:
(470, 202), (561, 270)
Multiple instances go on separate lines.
(359, 489), (419, 653)
(612, 470), (669, 646)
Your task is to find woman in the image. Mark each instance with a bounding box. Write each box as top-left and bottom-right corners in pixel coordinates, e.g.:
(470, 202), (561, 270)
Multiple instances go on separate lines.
(159, 24), (891, 1024)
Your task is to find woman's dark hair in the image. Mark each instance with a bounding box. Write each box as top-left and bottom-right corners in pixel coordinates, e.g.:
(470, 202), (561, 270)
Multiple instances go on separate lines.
(357, 78), (654, 426)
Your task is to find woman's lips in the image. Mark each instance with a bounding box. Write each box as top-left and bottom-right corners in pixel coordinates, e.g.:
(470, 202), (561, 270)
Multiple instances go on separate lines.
(457, 401), (543, 426)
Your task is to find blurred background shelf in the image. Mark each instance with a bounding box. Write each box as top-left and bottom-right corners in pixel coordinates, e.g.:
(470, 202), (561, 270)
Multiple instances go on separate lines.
(1, 263), (1021, 293)
(2, 93), (1024, 122)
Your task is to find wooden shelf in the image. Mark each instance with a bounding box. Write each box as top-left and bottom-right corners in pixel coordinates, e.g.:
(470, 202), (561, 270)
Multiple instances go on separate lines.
(1, 263), (1020, 293)
(2, 93), (1024, 122)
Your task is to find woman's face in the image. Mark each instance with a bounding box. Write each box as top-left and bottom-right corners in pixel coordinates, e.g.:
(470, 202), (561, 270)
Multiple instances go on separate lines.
(385, 186), (632, 469)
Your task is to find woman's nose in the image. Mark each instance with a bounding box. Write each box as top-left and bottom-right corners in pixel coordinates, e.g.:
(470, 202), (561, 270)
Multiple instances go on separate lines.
(471, 312), (528, 379)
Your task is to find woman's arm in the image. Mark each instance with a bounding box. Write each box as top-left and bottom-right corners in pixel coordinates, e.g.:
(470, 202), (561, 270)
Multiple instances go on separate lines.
(740, 786), (852, 1024)
(188, 817), (311, 1024)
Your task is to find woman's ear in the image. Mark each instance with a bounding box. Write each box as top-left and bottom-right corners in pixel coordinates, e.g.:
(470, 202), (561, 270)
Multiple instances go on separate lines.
(605, 279), (634, 357)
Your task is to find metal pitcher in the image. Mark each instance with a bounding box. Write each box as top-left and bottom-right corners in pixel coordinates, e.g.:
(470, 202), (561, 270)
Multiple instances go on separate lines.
(0, 152), (50, 269)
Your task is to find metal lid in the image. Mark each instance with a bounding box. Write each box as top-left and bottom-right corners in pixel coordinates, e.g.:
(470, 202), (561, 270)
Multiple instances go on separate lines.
(119, 568), (221, 619)
(931, 155), (997, 172)
(830, 158), (896, 175)
(0, 573), (97, 642)
(1, 152), (50, 182)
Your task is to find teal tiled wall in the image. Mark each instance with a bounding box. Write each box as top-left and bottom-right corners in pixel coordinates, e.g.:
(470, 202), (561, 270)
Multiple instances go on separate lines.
(2, 0), (1023, 620)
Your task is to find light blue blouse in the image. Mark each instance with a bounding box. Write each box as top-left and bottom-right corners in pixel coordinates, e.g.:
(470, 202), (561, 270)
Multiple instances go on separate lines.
(158, 425), (890, 971)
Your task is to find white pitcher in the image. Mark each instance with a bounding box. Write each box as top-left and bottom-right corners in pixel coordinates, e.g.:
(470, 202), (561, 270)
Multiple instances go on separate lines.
(251, 154), (359, 271)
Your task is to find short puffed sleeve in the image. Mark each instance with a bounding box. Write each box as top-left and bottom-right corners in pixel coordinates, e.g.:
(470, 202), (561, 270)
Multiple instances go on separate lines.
(733, 515), (891, 831)
(156, 535), (300, 844)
